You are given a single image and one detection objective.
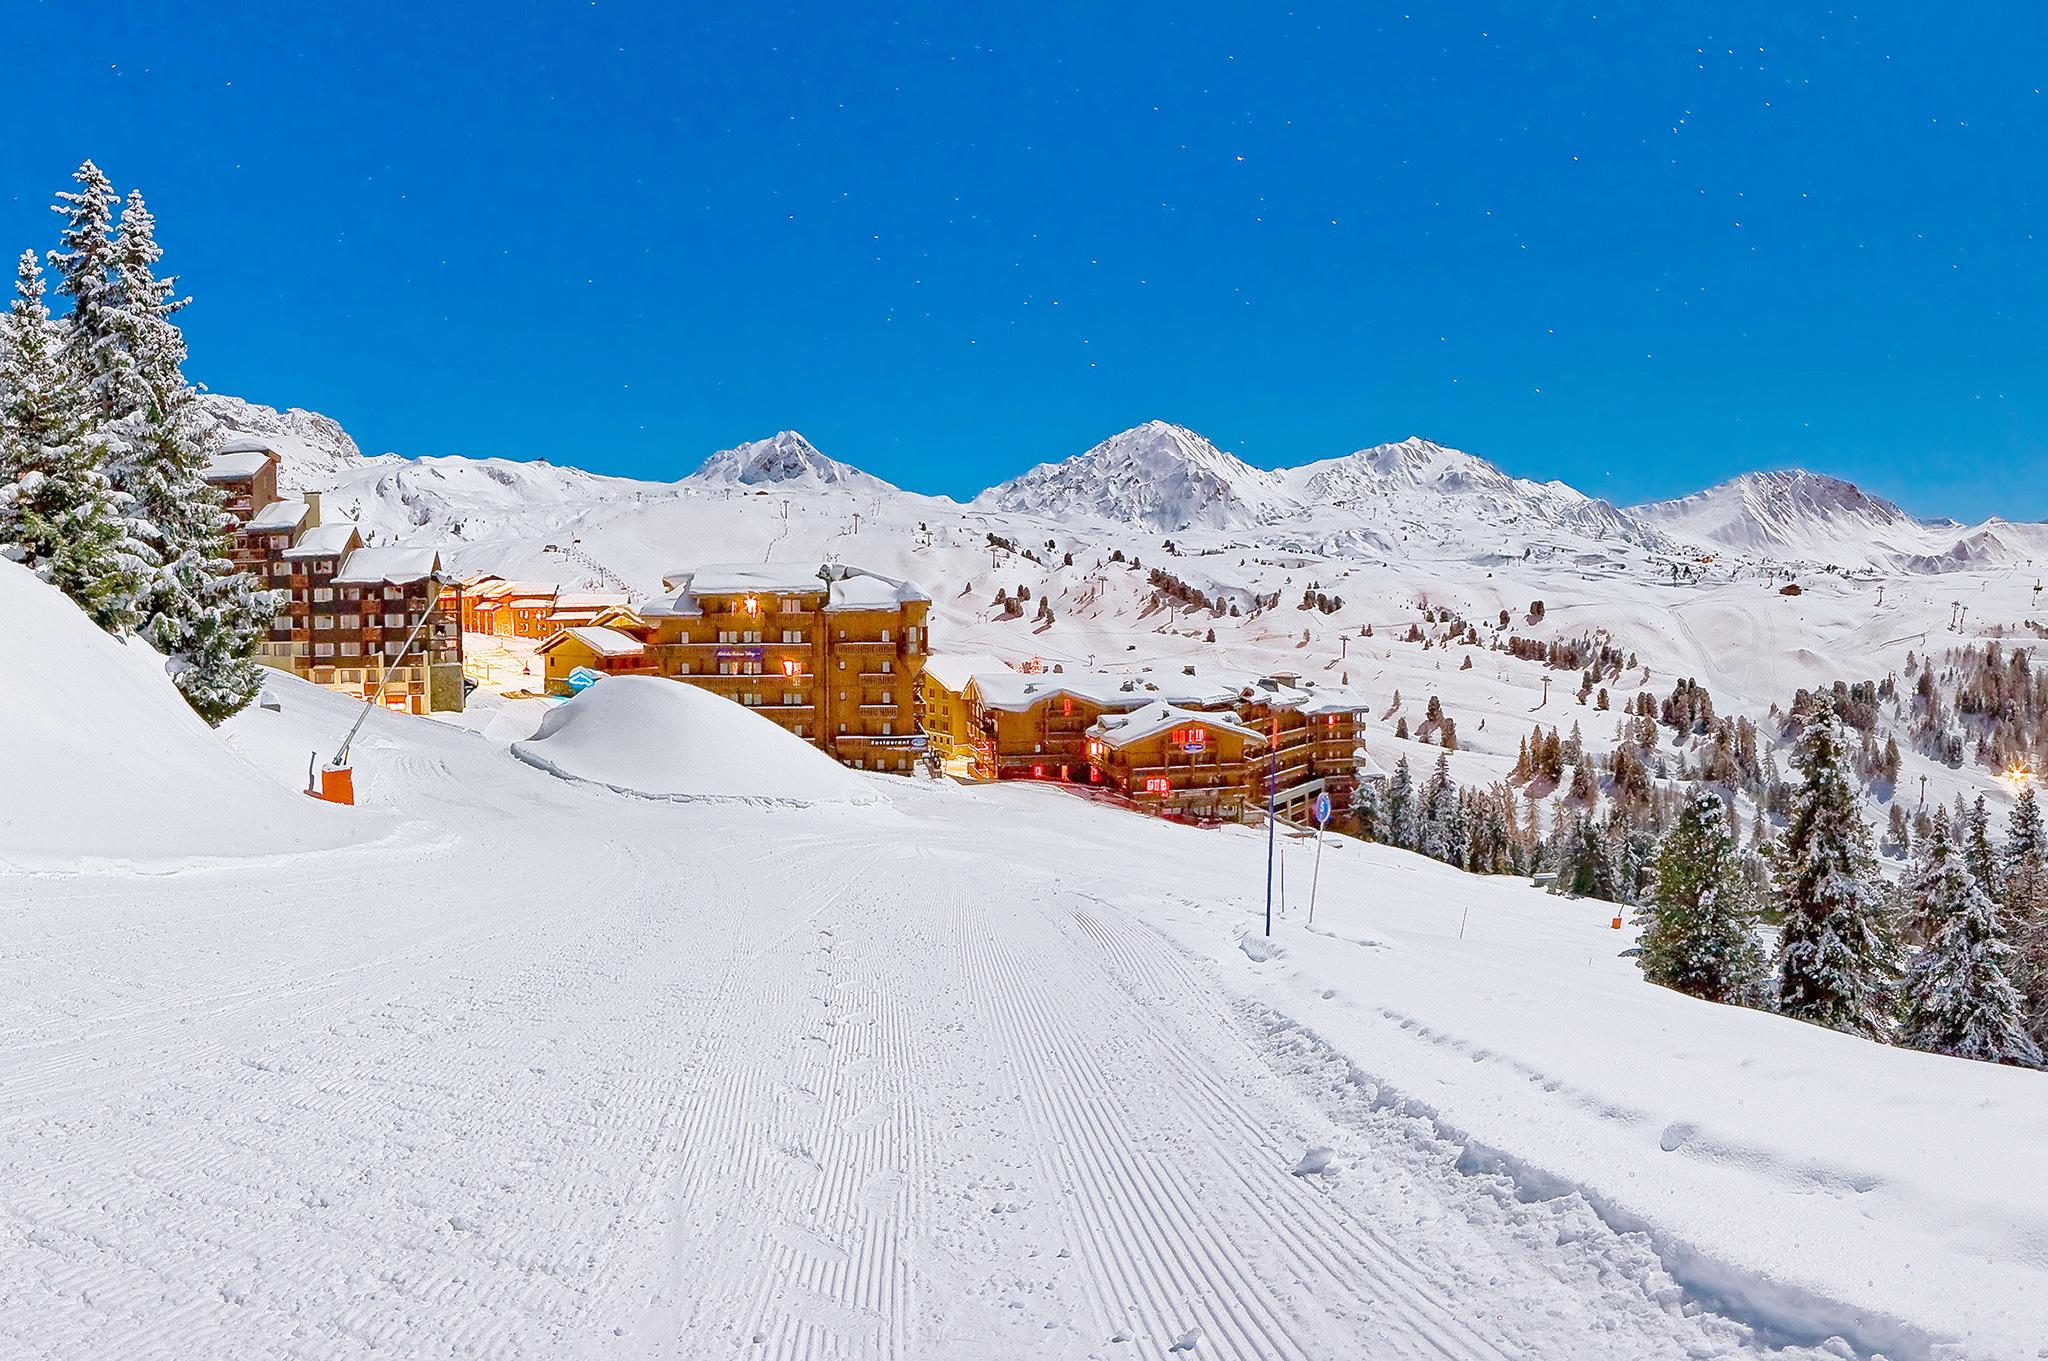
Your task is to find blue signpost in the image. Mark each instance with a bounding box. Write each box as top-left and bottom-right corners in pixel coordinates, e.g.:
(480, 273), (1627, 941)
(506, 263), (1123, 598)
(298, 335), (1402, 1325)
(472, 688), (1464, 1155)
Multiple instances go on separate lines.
(1308, 791), (1332, 923)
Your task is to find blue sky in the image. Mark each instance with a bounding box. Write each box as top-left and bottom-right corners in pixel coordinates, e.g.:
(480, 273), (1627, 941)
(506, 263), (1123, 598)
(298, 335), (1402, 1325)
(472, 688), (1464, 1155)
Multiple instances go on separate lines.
(0, 3), (2041, 517)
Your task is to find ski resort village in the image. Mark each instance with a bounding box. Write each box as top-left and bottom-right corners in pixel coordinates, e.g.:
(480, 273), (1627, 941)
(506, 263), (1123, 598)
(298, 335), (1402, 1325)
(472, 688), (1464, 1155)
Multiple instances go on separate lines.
(7, 42), (2048, 1357)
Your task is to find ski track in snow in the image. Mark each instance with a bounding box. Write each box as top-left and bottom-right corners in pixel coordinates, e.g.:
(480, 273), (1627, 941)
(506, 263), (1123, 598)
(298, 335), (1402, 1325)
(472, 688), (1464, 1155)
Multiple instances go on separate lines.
(0, 698), (1959, 1359)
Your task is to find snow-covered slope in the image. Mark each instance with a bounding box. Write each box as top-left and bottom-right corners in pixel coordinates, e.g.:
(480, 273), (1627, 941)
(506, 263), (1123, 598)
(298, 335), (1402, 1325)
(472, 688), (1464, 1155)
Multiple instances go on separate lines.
(1, 675), (2039, 1358)
(977, 420), (1287, 531)
(0, 560), (356, 868)
(511, 674), (879, 804)
(689, 430), (895, 492)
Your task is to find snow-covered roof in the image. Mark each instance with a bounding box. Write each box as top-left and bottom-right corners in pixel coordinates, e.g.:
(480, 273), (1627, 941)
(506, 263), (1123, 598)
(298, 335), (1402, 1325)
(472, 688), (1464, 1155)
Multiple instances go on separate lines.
(244, 499), (309, 534)
(635, 591), (704, 619)
(968, 669), (1246, 714)
(552, 592), (631, 611)
(334, 546), (442, 586)
(202, 449), (276, 482)
(1354, 747), (1388, 778)
(217, 436), (277, 456)
(539, 626), (647, 658)
(1237, 676), (1373, 716)
(659, 563), (933, 610)
(920, 653), (1014, 694)
(826, 570), (931, 612)
(281, 524), (362, 560)
(1089, 701), (1265, 750)
(665, 564), (831, 596)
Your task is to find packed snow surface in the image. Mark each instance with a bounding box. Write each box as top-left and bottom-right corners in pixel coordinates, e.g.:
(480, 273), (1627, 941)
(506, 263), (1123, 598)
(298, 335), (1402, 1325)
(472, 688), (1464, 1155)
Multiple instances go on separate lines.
(0, 665), (2041, 1358)
(0, 561), (352, 869)
(511, 674), (880, 805)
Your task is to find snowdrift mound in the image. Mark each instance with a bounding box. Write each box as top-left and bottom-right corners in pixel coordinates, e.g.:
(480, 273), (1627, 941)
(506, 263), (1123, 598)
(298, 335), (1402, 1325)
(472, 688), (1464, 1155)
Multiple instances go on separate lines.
(510, 675), (880, 805)
(0, 561), (354, 869)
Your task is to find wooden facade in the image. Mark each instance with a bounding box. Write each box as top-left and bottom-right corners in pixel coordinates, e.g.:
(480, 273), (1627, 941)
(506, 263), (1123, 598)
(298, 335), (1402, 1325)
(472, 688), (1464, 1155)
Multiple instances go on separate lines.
(1085, 703), (1268, 823)
(640, 565), (933, 772)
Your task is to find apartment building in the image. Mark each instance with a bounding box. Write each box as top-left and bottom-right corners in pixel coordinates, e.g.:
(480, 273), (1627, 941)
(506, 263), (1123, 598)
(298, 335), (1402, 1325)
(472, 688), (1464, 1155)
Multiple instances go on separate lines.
(1085, 702), (1269, 823)
(639, 564), (932, 771)
(204, 443), (465, 714)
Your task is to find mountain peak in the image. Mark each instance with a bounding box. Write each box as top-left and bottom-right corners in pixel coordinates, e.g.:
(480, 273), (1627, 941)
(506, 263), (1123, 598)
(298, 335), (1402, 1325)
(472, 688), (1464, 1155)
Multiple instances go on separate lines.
(690, 431), (892, 491)
(1631, 469), (1913, 557)
(976, 422), (1283, 531)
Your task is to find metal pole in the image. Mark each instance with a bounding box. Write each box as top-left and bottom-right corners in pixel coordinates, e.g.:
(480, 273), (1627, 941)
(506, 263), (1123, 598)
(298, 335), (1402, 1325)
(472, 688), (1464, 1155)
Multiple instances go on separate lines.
(332, 582), (447, 770)
(1264, 720), (1278, 936)
(1309, 819), (1326, 923)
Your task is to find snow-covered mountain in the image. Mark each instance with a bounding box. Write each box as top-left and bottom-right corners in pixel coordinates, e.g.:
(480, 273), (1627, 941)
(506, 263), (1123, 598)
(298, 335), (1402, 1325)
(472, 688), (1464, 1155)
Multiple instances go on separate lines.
(689, 430), (894, 492)
(976, 421), (1288, 531)
(1631, 471), (1927, 557)
(200, 394), (374, 491)
(1285, 437), (1664, 551)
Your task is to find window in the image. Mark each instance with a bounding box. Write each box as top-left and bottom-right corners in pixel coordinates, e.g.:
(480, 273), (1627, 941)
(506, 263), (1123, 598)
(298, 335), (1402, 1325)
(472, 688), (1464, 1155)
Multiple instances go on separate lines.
(782, 630), (803, 644)
(314, 643), (335, 658)
(313, 668), (335, 683)
(313, 615), (334, 630)
(783, 693), (803, 706)
(881, 691), (892, 705)
(341, 615), (360, 629)
(385, 586), (403, 600)
(881, 722), (892, 736)
(271, 562), (289, 577)
(881, 629), (891, 643)
(674, 661), (691, 675)
(880, 660), (892, 674)
(384, 613), (405, 628)
(839, 723), (848, 734)
(319, 559), (335, 574)
(908, 627), (919, 643)
(838, 660), (846, 670)
(744, 631), (762, 644)
(780, 598), (804, 613)
(271, 535), (290, 549)
(343, 588), (360, 601)
(341, 670), (362, 683)
(794, 724), (806, 738)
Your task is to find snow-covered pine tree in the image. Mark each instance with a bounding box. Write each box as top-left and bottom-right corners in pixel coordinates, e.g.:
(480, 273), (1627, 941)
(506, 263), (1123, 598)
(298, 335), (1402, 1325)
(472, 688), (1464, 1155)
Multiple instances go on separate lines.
(1964, 795), (1999, 899)
(1898, 821), (2041, 1067)
(47, 161), (123, 420)
(1416, 754), (1453, 861)
(1773, 693), (1899, 1038)
(2004, 785), (2048, 1044)
(1385, 757), (1416, 850)
(0, 251), (144, 628)
(1632, 788), (1769, 1006)
(1350, 777), (1384, 843)
(101, 188), (273, 723)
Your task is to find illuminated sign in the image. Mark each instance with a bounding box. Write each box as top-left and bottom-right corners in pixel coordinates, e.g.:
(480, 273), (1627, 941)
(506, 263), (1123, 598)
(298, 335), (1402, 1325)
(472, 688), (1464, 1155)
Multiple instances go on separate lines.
(744, 596), (760, 615)
(714, 648), (763, 660)
(1145, 777), (1170, 793)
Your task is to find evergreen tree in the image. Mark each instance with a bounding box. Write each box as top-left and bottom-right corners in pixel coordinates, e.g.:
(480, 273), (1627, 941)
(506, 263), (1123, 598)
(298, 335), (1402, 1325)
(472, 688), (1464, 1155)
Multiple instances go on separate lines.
(1774, 694), (1899, 1038)
(99, 188), (274, 723)
(1416, 753), (1453, 861)
(1964, 795), (1999, 898)
(47, 161), (122, 418)
(0, 251), (144, 627)
(1898, 822), (2041, 1067)
(2004, 785), (2048, 1044)
(1351, 778), (1384, 842)
(1385, 757), (1416, 850)
(1632, 789), (1769, 1006)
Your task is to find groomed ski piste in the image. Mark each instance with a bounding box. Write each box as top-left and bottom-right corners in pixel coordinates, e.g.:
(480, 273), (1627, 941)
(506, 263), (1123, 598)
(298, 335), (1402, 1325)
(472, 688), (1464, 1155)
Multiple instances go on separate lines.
(3, 559), (2044, 1360)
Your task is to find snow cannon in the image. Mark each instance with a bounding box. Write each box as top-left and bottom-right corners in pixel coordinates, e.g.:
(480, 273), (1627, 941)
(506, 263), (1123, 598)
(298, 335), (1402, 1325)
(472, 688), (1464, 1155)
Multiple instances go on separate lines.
(306, 750), (355, 805)
(316, 765), (355, 805)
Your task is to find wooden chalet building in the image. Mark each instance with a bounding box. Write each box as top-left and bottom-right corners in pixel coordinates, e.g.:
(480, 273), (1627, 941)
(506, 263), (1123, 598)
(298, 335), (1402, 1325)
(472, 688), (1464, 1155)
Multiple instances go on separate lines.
(638, 564), (933, 771)
(1235, 674), (1371, 823)
(1085, 702), (1268, 823)
(538, 608), (657, 693)
(204, 442), (465, 714)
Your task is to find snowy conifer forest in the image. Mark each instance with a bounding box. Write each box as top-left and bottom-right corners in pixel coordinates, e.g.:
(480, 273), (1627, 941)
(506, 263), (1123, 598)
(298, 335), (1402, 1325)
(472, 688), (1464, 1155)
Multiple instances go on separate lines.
(9, 173), (2048, 1357)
